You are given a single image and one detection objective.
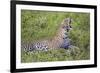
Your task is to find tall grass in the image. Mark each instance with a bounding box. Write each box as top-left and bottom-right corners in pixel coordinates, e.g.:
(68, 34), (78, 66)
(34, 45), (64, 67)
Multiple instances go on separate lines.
(21, 10), (66, 42)
(68, 13), (90, 59)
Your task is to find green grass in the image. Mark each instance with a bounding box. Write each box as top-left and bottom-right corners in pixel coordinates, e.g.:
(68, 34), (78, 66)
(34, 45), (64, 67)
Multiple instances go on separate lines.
(21, 10), (90, 62)
(21, 10), (66, 42)
(21, 49), (72, 63)
(21, 47), (89, 63)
